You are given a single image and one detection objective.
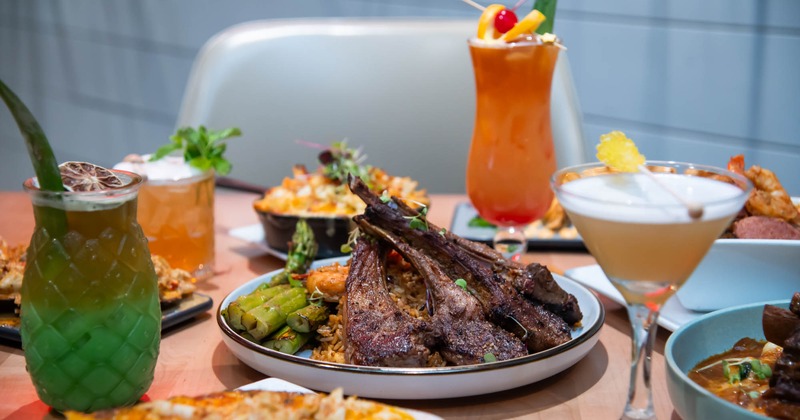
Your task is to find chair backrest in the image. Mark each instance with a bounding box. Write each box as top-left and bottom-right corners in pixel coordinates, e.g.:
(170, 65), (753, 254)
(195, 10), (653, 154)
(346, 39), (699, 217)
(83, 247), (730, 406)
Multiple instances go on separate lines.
(176, 18), (586, 193)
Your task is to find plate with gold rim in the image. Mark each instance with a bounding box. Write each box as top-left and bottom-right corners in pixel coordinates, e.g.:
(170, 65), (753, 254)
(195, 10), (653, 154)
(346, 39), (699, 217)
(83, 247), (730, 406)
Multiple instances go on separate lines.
(217, 257), (604, 399)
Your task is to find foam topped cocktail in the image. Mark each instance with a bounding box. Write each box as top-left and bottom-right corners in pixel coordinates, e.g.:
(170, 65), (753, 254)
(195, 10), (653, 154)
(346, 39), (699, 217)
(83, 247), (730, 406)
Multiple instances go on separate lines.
(553, 160), (752, 419)
(116, 156), (215, 280)
(465, 3), (561, 260)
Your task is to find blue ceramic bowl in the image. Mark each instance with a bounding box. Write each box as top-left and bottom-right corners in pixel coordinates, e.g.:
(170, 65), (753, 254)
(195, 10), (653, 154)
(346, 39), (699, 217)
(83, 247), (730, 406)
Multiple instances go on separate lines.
(665, 299), (790, 420)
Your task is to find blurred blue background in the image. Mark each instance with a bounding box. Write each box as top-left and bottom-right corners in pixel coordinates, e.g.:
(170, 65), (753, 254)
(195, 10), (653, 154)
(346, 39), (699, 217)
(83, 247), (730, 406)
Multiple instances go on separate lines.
(1, 0), (798, 194)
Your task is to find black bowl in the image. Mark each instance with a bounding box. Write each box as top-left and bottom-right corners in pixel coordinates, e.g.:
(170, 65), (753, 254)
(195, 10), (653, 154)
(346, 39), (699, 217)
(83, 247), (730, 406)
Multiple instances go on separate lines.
(255, 209), (355, 259)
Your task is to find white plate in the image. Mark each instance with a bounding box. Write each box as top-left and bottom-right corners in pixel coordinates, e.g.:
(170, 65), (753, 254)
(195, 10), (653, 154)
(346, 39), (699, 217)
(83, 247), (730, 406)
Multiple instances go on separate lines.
(675, 237), (800, 311)
(218, 257), (605, 399)
(229, 224), (289, 260)
(565, 264), (699, 332)
(237, 378), (442, 420)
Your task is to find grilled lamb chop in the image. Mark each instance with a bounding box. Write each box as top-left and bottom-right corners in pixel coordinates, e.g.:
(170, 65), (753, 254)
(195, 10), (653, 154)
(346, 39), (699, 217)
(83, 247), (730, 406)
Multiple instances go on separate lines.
(349, 176), (572, 352)
(342, 240), (435, 367)
(355, 218), (527, 364)
(378, 185), (581, 325)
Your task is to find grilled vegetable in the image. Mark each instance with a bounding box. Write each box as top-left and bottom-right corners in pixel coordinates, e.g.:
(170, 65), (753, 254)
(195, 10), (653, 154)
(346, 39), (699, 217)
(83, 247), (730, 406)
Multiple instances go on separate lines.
(264, 325), (313, 354)
(269, 220), (318, 287)
(242, 287), (308, 340)
(287, 304), (330, 333)
(225, 285), (291, 331)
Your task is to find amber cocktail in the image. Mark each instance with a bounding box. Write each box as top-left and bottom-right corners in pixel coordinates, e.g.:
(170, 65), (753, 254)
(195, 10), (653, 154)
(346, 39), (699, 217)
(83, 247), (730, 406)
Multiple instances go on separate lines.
(466, 36), (560, 259)
(118, 156), (215, 280)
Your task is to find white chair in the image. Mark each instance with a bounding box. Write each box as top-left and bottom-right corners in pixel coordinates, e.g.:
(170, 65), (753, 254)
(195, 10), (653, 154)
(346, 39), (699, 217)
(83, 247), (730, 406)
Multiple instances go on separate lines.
(176, 19), (586, 193)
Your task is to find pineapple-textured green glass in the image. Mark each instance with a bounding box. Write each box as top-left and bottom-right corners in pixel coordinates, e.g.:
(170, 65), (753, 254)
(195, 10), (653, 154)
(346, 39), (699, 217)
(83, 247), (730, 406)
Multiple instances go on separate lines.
(20, 170), (161, 413)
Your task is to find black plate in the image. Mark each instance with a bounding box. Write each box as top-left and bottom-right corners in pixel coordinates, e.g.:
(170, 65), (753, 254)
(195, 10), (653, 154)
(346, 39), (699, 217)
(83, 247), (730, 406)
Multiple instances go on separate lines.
(0, 293), (213, 343)
(449, 202), (586, 251)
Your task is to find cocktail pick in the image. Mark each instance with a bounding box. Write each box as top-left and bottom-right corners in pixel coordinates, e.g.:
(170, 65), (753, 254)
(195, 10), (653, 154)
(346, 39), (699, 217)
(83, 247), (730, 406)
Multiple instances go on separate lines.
(596, 131), (704, 220)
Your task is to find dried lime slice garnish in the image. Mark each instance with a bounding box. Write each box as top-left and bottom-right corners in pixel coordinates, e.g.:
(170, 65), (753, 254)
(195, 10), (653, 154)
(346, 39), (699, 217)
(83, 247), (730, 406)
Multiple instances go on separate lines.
(59, 161), (124, 192)
(596, 131), (645, 172)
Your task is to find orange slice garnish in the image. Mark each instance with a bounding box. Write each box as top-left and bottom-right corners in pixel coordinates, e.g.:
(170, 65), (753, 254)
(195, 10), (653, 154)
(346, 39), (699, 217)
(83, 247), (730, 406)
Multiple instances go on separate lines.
(500, 9), (545, 42)
(477, 4), (506, 41)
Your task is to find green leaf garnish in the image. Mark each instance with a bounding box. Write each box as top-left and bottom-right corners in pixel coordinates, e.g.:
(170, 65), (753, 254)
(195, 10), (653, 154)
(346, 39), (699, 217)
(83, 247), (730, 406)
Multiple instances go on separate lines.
(380, 190), (391, 203)
(454, 278), (467, 291)
(439, 228), (447, 237)
(468, 216), (495, 228)
(483, 353), (497, 363)
(533, 0), (557, 35)
(151, 125), (241, 175)
(0, 79), (68, 237)
(748, 391), (760, 399)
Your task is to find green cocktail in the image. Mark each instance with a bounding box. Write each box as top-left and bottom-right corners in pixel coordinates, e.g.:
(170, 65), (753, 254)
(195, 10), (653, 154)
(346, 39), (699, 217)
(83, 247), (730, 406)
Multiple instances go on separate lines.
(20, 170), (161, 413)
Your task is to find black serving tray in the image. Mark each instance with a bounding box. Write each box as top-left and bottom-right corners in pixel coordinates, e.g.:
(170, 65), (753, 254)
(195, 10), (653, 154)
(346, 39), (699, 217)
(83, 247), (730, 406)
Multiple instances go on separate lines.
(449, 202), (586, 251)
(0, 292), (213, 343)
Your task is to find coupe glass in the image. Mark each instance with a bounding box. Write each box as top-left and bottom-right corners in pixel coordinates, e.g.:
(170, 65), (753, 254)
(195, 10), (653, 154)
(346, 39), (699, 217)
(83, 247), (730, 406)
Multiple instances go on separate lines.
(465, 36), (560, 261)
(552, 161), (751, 419)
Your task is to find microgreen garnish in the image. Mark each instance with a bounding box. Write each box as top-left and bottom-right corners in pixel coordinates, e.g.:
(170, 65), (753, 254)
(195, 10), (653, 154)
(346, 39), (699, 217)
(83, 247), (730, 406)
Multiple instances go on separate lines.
(152, 126), (241, 175)
(404, 205), (429, 231)
(483, 353), (497, 363)
(439, 228), (447, 237)
(318, 140), (372, 185)
(380, 190), (391, 203)
(454, 278), (468, 291)
(309, 289), (326, 305)
(702, 357), (772, 384)
(748, 391), (760, 399)
(340, 227), (361, 254)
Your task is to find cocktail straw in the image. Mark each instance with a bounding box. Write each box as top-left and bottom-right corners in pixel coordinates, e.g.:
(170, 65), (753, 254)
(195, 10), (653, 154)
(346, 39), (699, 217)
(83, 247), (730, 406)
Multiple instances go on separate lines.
(461, 0), (486, 11)
(637, 164), (704, 220)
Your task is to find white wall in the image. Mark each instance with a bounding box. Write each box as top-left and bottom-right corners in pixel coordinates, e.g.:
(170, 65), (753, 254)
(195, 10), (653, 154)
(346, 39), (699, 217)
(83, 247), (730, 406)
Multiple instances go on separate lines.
(1, 0), (798, 194)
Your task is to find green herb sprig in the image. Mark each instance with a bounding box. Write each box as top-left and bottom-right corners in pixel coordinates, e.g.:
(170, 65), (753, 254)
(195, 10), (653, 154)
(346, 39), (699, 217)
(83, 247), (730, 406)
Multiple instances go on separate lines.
(404, 205), (429, 231)
(151, 126), (241, 175)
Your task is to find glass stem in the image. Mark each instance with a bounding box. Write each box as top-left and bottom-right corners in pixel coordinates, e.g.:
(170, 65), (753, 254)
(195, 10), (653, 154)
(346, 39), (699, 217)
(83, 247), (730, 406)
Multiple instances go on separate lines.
(623, 303), (659, 420)
(493, 225), (527, 262)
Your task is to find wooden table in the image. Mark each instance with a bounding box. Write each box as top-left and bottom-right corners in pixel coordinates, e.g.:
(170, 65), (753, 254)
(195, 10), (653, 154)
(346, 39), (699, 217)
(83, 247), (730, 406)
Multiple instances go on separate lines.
(0, 189), (676, 419)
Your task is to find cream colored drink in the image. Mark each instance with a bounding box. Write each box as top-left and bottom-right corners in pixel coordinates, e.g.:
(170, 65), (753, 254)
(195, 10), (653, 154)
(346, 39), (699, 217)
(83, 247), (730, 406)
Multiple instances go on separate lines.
(558, 171), (748, 307)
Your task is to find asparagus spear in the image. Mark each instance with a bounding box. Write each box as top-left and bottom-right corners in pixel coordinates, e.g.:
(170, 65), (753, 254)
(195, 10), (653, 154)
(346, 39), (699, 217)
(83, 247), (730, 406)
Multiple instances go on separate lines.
(225, 285), (291, 331)
(242, 287), (308, 340)
(268, 219), (318, 287)
(286, 304), (330, 333)
(264, 325), (313, 354)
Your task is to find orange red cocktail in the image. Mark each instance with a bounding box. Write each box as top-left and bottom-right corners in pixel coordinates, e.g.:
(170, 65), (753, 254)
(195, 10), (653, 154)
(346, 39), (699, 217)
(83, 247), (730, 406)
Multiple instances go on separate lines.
(466, 38), (560, 228)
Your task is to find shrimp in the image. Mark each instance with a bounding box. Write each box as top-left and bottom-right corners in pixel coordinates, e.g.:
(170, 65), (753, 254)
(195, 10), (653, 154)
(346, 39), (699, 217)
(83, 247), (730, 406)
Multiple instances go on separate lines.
(729, 155), (798, 222)
(305, 262), (349, 302)
(744, 165), (798, 222)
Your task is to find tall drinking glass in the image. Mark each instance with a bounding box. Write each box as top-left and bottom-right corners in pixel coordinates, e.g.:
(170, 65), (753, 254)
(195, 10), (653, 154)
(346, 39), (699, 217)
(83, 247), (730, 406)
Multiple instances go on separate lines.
(466, 36), (560, 261)
(117, 156), (216, 280)
(552, 161), (751, 419)
(20, 169), (161, 413)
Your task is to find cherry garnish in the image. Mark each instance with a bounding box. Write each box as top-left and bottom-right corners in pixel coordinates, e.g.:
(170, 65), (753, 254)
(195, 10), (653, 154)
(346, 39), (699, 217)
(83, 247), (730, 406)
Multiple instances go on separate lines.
(494, 9), (518, 34)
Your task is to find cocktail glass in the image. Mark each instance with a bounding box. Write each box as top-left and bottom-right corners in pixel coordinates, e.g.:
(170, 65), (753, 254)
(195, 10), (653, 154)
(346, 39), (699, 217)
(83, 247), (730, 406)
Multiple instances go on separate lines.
(552, 161), (751, 419)
(118, 156), (216, 280)
(466, 36), (560, 261)
(21, 169), (161, 413)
